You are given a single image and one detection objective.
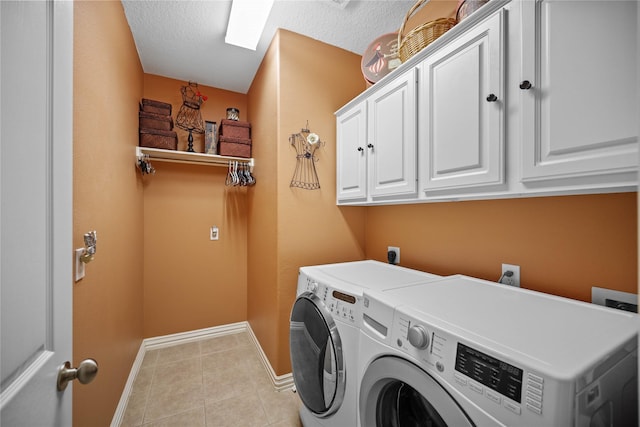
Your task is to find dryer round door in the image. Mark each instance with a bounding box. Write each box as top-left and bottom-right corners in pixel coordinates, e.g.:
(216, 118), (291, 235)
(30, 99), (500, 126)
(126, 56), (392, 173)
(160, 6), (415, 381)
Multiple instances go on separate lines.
(290, 292), (345, 418)
(360, 356), (474, 426)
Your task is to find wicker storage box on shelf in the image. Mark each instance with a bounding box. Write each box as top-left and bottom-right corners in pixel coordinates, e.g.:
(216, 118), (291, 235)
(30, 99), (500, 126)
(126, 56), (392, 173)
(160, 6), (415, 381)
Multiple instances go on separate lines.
(398, 0), (456, 63)
(139, 128), (178, 150)
(218, 135), (251, 158)
(219, 119), (251, 139)
(139, 111), (174, 131)
(140, 98), (172, 116)
(138, 98), (176, 150)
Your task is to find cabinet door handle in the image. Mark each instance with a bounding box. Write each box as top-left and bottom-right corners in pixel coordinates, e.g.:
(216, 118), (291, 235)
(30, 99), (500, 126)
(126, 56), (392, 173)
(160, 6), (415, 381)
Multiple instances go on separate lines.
(519, 80), (532, 90)
(367, 144), (374, 149)
(357, 147), (363, 152)
(486, 94), (498, 102)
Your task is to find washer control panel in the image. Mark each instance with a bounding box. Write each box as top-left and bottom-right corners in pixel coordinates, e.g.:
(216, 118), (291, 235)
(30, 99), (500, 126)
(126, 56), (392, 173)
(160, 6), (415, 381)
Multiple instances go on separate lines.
(454, 342), (524, 403)
(393, 313), (449, 372)
(301, 276), (360, 325)
(391, 308), (550, 426)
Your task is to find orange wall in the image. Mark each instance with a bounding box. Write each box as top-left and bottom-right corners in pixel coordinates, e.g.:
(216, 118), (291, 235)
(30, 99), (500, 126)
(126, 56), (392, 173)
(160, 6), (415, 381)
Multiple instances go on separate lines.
(247, 30), (368, 375)
(141, 75), (249, 337)
(246, 34), (281, 367)
(73, 1), (144, 425)
(364, 193), (637, 302)
(276, 30), (371, 373)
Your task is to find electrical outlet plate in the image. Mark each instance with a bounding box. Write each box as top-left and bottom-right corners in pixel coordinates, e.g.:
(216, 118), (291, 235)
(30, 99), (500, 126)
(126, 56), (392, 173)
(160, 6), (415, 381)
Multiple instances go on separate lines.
(501, 263), (520, 287)
(388, 246), (400, 264)
(210, 226), (219, 241)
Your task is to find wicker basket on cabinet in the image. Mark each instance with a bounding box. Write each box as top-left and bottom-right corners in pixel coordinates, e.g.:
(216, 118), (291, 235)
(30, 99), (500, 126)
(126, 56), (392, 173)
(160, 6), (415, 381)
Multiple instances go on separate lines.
(397, 0), (456, 63)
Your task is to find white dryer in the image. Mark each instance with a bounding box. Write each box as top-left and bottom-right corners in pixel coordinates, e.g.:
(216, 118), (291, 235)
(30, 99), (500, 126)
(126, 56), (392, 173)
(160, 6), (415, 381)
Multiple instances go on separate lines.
(289, 260), (441, 427)
(359, 275), (639, 427)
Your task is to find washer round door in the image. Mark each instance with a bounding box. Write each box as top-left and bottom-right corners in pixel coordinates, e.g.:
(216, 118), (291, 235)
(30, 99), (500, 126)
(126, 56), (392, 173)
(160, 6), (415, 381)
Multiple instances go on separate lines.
(290, 292), (345, 417)
(360, 356), (474, 427)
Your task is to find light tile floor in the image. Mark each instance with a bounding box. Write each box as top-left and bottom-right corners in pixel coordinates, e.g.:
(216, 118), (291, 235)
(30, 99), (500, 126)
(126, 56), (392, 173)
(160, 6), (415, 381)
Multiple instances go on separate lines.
(121, 332), (302, 427)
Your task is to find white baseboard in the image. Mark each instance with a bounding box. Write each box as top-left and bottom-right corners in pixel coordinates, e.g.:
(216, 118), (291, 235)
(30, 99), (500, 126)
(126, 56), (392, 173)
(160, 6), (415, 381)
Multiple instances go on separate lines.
(143, 321), (248, 350)
(110, 322), (293, 427)
(245, 325), (294, 391)
(111, 341), (146, 427)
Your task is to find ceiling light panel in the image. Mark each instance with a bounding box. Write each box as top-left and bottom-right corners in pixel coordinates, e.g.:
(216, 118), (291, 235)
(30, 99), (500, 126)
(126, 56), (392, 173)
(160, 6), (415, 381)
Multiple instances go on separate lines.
(225, 0), (275, 50)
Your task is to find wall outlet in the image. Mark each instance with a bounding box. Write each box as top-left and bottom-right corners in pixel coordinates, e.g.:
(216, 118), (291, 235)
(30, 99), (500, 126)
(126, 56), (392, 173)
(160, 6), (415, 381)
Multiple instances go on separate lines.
(501, 263), (520, 287)
(387, 246), (400, 265)
(210, 226), (219, 241)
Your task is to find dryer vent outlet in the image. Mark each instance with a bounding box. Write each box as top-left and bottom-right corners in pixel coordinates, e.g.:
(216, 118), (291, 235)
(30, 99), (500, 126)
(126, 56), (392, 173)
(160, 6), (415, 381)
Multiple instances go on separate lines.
(388, 247), (400, 265)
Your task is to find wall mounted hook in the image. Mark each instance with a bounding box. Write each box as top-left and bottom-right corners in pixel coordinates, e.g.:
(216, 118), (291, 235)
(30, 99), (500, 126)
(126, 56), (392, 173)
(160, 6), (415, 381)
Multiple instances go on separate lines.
(75, 230), (97, 282)
(80, 230), (97, 263)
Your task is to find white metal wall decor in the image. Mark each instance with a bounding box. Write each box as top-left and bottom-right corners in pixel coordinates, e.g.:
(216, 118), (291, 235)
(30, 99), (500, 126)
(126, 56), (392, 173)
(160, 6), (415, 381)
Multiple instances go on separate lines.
(290, 122), (324, 190)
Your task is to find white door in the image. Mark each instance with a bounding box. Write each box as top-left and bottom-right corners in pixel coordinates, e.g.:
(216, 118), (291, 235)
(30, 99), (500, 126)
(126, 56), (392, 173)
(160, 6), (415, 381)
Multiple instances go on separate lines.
(1, 1), (74, 425)
(520, 0), (638, 182)
(336, 101), (368, 202)
(419, 10), (505, 193)
(368, 68), (417, 200)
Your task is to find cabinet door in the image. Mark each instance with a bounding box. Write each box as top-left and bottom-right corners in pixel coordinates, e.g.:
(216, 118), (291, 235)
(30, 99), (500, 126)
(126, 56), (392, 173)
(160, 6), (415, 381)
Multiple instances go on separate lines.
(336, 101), (367, 202)
(520, 0), (638, 182)
(419, 11), (505, 193)
(368, 68), (417, 199)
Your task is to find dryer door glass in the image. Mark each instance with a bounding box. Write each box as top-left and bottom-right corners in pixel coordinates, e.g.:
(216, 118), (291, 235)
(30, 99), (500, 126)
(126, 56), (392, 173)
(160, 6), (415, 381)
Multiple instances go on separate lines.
(290, 293), (345, 416)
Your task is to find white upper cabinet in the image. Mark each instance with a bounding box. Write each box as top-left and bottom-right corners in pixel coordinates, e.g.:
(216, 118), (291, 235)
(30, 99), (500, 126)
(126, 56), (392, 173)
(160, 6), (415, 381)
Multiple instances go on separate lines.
(335, 0), (637, 206)
(368, 69), (417, 200)
(336, 101), (368, 202)
(419, 10), (505, 193)
(519, 0), (638, 184)
(336, 69), (417, 203)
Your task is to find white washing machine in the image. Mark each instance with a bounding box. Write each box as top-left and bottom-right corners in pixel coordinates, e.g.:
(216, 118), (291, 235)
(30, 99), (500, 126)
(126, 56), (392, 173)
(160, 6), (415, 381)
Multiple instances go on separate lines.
(359, 275), (639, 427)
(289, 260), (441, 427)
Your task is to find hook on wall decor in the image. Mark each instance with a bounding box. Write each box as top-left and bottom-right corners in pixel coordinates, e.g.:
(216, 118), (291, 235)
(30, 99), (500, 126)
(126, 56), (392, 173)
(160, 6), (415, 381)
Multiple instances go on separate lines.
(80, 231), (97, 263)
(290, 121), (325, 190)
(75, 230), (97, 282)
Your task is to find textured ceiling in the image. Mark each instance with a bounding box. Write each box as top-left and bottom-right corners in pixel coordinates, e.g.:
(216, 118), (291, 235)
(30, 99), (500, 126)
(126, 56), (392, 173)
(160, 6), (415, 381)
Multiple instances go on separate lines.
(122, 0), (415, 94)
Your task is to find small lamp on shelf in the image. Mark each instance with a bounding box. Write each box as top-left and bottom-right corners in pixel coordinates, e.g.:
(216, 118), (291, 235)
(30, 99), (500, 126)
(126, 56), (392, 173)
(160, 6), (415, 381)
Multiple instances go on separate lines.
(175, 81), (207, 152)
